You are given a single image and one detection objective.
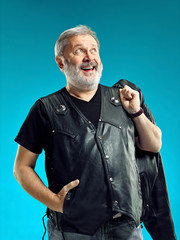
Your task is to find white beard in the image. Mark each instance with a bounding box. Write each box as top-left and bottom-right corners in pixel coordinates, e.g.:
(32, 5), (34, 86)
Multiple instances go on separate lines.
(63, 59), (103, 91)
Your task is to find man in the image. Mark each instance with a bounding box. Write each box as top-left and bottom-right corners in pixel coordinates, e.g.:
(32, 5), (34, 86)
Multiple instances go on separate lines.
(13, 25), (172, 240)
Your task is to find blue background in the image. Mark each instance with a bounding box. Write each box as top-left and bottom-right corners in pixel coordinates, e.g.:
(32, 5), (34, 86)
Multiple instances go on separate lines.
(0, 0), (179, 239)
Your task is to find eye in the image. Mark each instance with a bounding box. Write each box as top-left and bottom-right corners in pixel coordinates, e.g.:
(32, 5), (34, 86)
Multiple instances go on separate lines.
(74, 48), (83, 55)
(91, 48), (97, 54)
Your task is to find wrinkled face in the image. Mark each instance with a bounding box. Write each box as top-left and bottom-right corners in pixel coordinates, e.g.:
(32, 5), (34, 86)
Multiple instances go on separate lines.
(62, 34), (103, 91)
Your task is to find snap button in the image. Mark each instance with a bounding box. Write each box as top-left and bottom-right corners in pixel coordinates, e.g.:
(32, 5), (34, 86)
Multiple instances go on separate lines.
(110, 97), (121, 106)
(56, 105), (66, 112)
(105, 155), (109, 159)
(55, 105), (67, 115)
(65, 192), (71, 200)
(114, 201), (118, 206)
(111, 97), (120, 104)
(109, 177), (113, 182)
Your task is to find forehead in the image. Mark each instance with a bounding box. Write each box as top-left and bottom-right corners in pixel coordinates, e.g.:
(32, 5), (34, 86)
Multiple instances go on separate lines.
(66, 34), (98, 50)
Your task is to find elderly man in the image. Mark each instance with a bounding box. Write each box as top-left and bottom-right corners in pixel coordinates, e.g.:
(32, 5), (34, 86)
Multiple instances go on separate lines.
(14, 25), (172, 240)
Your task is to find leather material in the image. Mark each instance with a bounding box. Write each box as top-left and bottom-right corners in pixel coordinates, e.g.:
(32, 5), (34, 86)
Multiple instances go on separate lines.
(113, 79), (177, 240)
(40, 85), (142, 235)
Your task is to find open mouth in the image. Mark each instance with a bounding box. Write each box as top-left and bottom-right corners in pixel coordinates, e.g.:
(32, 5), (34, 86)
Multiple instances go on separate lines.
(81, 66), (96, 72)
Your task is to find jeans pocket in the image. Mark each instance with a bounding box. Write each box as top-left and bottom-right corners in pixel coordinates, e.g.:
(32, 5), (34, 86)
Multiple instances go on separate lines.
(47, 219), (54, 239)
(47, 219), (64, 240)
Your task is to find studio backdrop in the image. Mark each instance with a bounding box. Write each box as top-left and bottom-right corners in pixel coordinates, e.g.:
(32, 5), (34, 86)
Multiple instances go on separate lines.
(0, 0), (179, 239)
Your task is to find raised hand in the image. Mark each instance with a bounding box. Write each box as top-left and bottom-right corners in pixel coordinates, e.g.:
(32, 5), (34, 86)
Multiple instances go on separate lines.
(119, 85), (140, 114)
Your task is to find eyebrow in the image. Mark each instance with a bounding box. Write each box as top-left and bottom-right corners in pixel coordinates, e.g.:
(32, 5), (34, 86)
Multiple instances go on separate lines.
(73, 44), (97, 48)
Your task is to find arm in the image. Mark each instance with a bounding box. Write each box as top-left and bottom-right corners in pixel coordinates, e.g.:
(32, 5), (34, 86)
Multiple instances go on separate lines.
(13, 145), (79, 212)
(120, 85), (162, 153)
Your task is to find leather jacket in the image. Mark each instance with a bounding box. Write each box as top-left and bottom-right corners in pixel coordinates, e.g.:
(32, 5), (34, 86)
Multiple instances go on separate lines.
(40, 85), (142, 235)
(113, 79), (177, 240)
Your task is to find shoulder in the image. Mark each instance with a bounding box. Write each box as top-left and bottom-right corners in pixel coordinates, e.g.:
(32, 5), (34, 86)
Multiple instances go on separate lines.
(99, 84), (120, 100)
(113, 79), (144, 104)
(39, 88), (66, 115)
(40, 88), (65, 102)
(100, 84), (119, 93)
(113, 79), (141, 92)
(24, 89), (65, 124)
(28, 99), (47, 119)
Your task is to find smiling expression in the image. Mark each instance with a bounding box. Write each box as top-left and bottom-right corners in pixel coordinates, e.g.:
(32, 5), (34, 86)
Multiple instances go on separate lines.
(63, 34), (102, 78)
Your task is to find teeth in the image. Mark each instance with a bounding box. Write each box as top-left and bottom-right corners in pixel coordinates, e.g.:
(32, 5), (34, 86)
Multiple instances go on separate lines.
(81, 67), (94, 70)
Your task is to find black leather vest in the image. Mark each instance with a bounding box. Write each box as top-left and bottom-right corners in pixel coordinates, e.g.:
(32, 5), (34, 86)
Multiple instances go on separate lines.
(40, 84), (142, 235)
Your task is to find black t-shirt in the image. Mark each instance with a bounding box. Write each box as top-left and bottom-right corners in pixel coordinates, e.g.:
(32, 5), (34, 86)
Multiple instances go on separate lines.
(15, 86), (101, 154)
(66, 86), (101, 129)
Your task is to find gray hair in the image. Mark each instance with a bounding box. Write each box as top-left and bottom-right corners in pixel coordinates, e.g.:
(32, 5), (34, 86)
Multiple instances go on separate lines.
(54, 25), (100, 57)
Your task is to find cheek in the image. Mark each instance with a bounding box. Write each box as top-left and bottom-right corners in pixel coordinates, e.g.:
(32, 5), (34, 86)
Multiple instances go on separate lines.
(69, 57), (82, 67)
(96, 56), (101, 64)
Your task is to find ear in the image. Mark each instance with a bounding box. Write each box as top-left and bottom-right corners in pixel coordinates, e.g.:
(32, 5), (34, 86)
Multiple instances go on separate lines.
(56, 56), (64, 71)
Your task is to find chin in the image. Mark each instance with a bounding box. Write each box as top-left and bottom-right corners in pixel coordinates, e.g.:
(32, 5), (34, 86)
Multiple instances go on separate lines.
(82, 81), (100, 91)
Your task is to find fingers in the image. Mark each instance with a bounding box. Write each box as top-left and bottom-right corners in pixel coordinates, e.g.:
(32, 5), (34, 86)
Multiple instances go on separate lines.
(120, 85), (138, 100)
(119, 85), (140, 114)
(64, 179), (80, 192)
(58, 179), (80, 197)
(55, 180), (79, 213)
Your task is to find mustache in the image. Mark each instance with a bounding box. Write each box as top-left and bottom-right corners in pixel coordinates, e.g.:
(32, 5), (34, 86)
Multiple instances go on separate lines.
(78, 61), (98, 70)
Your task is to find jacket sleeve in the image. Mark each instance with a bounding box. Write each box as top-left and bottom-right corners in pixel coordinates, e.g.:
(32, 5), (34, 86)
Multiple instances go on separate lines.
(113, 79), (177, 240)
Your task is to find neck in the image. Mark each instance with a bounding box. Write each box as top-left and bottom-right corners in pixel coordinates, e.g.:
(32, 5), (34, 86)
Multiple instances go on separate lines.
(66, 84), (98, 102)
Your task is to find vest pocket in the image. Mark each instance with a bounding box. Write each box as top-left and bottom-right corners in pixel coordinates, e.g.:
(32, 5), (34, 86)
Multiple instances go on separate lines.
(52, 129), (76, 139)
(63, 189), (75, 217)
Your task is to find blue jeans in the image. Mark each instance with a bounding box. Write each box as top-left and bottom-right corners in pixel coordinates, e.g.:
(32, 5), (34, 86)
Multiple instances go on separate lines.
(47, 216), (143, 240)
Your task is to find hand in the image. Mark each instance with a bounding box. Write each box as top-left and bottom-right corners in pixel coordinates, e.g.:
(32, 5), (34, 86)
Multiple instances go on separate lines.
(119, 85), (140, 114)
(55, 179), (79, 213)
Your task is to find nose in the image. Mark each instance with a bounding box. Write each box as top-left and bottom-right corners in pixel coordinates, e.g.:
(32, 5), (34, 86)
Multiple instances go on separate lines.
(83, 51), (93, 62)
